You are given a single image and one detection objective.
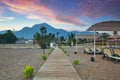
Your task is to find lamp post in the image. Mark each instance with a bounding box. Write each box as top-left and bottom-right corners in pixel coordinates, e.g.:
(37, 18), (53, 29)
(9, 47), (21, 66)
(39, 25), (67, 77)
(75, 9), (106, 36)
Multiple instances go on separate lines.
(74, 35), (77, 54)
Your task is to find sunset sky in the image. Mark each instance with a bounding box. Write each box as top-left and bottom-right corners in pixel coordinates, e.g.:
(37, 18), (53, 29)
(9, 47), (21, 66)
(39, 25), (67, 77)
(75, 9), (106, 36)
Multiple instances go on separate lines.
(0, 0), (120, 31)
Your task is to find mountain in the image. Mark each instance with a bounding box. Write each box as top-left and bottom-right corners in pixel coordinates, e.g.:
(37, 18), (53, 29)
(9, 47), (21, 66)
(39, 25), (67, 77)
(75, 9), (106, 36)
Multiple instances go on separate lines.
(0, 23), (94, 39)
(14, 23), (70, 39)
(0, 30), (7, 34)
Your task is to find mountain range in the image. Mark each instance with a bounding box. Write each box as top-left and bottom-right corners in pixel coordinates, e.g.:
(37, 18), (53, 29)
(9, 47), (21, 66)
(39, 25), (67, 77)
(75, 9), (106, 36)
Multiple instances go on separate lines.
(0, 23), (94, 39)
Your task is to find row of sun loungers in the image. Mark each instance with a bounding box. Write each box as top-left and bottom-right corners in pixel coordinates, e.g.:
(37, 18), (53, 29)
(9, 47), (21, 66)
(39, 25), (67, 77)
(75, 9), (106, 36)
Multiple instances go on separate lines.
(84, 46), (120, 62)
(84, 47), (102, 54)
(102, 48), (120, 61)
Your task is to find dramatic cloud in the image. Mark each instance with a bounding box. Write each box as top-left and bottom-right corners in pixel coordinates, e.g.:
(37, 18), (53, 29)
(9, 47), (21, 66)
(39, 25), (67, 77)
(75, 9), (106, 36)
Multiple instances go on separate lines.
(56, 15), (85, 26)
(1, 0), (86, 26)
(0, 16), (14, 21)
(2, 0), (56, 19)
(0, 0), (120, 28)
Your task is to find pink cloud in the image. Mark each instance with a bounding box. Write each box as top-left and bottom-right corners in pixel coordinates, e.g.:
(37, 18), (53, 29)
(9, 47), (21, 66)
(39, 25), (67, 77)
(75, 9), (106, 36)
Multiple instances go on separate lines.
(56, 15), (86, 26)
(2, 0), (56, 19)
(1, 0), (86, 26)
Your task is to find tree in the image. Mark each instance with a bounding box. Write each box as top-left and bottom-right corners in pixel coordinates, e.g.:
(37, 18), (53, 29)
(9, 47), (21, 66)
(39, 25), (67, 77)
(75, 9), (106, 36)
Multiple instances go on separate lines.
(33, 27), (56, 48)
(113, 31), (118, 35)
(2, 30), (18, 44)
(60, 36), (64, 43)
(0, 34), (4, 43)
(101, 33), (110, 45)
(34, 32), (41, 45)
(56, 32), (60, 45)
(40, 26), (47, 45)
(68, 33), (76, 45)
(40, 26), (46, 37)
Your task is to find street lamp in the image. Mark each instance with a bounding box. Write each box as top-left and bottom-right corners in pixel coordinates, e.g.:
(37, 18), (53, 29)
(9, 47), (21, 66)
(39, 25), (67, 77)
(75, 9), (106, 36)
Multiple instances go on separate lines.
(74, 35), (77, 54)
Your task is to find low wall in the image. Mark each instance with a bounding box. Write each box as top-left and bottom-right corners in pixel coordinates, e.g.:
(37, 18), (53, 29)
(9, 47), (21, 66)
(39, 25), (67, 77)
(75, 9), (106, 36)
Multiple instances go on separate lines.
(0, 44), (40, 48)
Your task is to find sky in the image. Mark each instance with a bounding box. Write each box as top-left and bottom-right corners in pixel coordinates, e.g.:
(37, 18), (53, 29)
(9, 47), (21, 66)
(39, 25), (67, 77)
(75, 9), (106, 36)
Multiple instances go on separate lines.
(0, 0), (120, 31)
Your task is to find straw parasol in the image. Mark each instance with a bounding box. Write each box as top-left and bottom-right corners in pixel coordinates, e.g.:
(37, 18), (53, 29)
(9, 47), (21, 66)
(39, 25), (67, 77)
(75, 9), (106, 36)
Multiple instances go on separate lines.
(87, 21), (120, 31)
(87, 21), (120, 61)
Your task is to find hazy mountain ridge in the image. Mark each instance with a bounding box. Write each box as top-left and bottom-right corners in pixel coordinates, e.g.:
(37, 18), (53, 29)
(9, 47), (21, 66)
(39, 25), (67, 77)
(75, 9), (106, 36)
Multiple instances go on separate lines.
(0, 23), (94, 39)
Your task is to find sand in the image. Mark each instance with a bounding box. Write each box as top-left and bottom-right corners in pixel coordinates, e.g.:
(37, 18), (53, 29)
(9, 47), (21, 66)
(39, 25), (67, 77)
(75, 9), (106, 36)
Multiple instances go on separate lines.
(0, 48), (49, 80)
(66, 46), (120, 80)
(0, 46), (120, 80)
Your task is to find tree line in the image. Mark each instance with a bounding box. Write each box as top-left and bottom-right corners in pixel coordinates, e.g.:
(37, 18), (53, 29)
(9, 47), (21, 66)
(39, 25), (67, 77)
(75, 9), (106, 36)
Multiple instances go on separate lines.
(0, 27), (113, 46)
(33, 26), (77, 46)
(0, 30), (18, 44)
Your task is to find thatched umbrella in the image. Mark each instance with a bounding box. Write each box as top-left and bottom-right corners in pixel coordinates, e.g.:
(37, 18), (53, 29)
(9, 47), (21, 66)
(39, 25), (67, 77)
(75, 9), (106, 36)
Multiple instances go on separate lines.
(87, 21), (120, 31)
(87, 21), (120, 61)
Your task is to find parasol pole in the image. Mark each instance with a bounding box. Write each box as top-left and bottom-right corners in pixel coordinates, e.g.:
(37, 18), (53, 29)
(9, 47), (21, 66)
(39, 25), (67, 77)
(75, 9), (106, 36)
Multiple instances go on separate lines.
(74, 35), (78, 54)
(93, 25), (96, 59)
(115, 36), (117, 48)
(91, 25), (96, 62)
(102, 37), (104, 48)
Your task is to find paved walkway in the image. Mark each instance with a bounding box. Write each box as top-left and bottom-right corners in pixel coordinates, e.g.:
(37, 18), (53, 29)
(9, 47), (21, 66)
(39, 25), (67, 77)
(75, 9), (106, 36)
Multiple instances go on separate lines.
(33, 48), (81, 80)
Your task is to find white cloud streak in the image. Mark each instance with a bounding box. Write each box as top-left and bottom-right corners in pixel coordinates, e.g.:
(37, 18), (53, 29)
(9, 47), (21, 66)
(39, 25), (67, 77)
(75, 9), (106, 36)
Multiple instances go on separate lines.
(0, 16), (14, 21)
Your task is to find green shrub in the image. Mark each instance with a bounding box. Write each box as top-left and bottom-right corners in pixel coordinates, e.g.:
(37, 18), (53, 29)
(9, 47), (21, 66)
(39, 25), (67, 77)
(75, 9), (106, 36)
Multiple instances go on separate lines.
(48, 48), (54, 55)
(48, 49), (51, 55)
(23, 66), (34, 78)
(41, 54), (47, 61)
(73, 60), (80, 65)
(48, 52), (51, 55)
(67, 54), (69, 56)
(60, 47), (67, 54)
(64, 50), (67, 54)
(60, 47), (65, 51)
(51, 48), (55, 51)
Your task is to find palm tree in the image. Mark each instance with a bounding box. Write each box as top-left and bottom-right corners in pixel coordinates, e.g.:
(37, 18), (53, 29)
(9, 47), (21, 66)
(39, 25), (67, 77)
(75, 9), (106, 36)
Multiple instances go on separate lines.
(101, 33), (110, 45)
(40, 26), (46, 37)
(56, 32), (59, 45)
(57, 32), (59, 39)
(60, 36), (64, 44)
(68, 33), (76, 46)
(113, 31), (118, 35)
(34, 32), (41, 45)
(40, 26), (47, 53)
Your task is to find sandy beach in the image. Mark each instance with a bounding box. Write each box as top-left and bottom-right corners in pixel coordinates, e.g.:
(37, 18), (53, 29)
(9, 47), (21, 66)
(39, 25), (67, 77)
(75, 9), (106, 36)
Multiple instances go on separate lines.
(66, 46), (120, 80)
(0, 46), (120, 80)
(0, 48), (49, 80)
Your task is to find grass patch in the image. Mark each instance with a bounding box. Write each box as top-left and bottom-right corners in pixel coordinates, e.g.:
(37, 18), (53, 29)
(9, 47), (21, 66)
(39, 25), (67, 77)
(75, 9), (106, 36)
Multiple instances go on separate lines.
(23, 66), (34, 79)
(41, 54), (47, 61)
(48, 48), (54, 55)
(67, 54), (70, 56)
(73, 60), (80, 65)
(60, 47), (67, 54)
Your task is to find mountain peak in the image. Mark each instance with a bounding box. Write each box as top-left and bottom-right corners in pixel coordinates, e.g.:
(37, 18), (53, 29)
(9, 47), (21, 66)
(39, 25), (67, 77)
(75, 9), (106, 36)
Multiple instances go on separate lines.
(33, 23), (49, 27)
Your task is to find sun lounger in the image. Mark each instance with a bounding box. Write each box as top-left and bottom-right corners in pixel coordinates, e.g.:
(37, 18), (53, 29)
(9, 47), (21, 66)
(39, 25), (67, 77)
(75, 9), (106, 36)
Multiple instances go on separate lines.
(113, 48), (120, 57)
(90, 47), (102, 54)
(84, 47), (93, 54)
(96, 47), (102, 54)
(102, 48), (120, 61)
